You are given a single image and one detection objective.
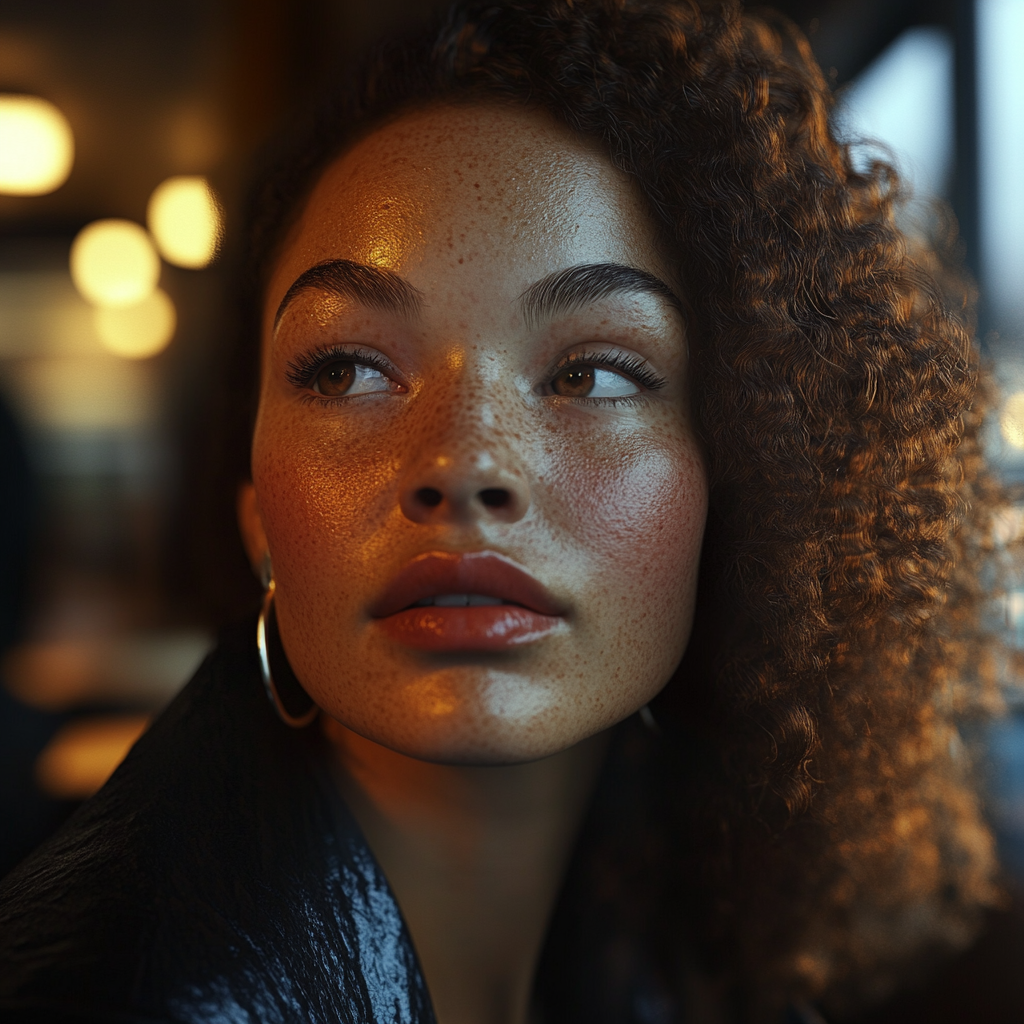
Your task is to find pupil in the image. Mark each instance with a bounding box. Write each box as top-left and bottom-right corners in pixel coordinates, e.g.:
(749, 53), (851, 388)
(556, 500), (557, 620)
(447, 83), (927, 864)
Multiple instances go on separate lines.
(316, 361), (354, 396)
(555, 367), (594, 397)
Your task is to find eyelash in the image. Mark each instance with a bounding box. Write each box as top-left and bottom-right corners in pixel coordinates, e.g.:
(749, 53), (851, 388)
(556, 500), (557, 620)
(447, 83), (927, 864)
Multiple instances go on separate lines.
(549, 350), (668, 400)
(285, 345), (668, 401)
(285, 346), (396, 391)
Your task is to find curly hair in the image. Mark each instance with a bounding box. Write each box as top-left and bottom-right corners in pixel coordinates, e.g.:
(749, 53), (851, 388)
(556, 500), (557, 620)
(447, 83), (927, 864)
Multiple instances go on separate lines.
(232, 1), (1013, 1018)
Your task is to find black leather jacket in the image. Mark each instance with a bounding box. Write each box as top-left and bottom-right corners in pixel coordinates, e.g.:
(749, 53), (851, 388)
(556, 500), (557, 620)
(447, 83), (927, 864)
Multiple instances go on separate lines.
(0, 623), (687, 1024)
(2, 623), (1024, 1024)
(0, 623), (434, 1023)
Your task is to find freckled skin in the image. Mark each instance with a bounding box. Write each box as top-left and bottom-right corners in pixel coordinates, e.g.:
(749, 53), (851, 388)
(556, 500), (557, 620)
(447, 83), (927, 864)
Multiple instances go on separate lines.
(242, 103), (708, 765)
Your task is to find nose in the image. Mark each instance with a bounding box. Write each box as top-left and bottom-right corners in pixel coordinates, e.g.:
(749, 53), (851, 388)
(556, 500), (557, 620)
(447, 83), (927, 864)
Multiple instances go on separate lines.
(399, 451), (531, 525)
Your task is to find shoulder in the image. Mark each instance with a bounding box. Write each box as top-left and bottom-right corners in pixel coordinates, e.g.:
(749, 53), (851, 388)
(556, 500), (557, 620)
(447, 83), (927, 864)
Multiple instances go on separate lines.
(0, 622), (432, 1024)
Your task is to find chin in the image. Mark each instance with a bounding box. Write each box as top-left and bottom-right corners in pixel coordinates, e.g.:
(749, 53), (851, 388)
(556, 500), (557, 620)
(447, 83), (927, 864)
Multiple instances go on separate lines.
(322, 668), (624, 765)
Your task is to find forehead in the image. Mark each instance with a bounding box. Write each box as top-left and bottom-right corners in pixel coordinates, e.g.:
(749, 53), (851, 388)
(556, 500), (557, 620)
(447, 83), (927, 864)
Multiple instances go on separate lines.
(265, 103), (667, 325)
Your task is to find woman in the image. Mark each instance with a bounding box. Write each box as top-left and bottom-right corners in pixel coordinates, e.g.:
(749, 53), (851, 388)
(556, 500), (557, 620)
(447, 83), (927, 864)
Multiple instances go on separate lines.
(0, 2), (1016, 1022)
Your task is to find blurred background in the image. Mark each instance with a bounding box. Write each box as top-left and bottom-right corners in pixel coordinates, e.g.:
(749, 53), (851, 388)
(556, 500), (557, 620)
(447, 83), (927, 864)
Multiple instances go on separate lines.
(3, 0), (1024, 879)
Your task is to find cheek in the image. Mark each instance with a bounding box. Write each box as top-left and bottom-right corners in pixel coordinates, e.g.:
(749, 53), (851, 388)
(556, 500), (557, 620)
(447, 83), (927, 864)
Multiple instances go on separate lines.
(546, 429), (707, 643)
(251, 411), (400, 596)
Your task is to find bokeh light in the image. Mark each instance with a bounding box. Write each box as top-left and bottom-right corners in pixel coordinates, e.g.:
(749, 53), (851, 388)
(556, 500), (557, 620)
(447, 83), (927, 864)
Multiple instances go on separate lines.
(35, 715), (150, 800)
(94, 287), (176, 359)
(1001, 392), (1024, 448)
(70, 219), (160, 307)
(0, 94), (74, 196)
(146, 175), (222, 269)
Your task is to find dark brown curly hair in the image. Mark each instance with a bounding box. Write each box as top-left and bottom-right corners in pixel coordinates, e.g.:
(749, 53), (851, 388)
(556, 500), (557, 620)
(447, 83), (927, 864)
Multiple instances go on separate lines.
(230, 0), (1014, 1018)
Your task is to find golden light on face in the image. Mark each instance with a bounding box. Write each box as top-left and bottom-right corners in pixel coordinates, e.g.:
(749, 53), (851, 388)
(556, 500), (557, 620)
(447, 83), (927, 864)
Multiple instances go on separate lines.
(0, 94), (74, 196)
(241, 104), (708, 765)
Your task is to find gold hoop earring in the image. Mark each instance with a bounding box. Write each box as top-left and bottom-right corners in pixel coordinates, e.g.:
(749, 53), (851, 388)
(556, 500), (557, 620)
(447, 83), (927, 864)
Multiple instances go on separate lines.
(638, 704), (662, 737)
(257, 579), (318, 728)
(258, 550), (273, 591)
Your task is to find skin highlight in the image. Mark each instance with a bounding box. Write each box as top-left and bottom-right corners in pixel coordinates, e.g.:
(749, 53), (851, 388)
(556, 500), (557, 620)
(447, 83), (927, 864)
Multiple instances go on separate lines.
(238, 102), (707, 1024)
(241, 102), (707, 765)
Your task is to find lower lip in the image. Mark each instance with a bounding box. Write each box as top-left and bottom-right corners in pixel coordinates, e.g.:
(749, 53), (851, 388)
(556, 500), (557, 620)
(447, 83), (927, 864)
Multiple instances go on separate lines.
(374, 606), (563, 652)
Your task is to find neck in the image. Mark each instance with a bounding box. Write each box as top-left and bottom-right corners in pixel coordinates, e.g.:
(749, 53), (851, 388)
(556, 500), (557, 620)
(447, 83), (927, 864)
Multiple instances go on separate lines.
(323, 717), (609, 1024)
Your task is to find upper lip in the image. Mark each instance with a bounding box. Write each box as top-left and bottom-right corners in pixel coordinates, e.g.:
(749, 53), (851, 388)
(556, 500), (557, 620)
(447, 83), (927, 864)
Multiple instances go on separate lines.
(370, 551), (565, 618)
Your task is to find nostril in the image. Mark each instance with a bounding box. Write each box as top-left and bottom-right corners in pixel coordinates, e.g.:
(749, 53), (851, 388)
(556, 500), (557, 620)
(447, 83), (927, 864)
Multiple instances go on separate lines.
(416, 487), (444, 508)
(479, 488), (511, 509)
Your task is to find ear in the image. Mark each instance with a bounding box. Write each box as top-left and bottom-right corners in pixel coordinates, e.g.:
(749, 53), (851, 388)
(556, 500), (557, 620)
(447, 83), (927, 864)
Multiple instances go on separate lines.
(237, 481), (269, 571)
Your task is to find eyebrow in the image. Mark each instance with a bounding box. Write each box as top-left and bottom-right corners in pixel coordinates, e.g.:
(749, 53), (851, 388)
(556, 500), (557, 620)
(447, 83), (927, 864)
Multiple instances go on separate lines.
(274, 259), (424, 327)
(517, 262), (682, 330)
(275, 258), (681, 330)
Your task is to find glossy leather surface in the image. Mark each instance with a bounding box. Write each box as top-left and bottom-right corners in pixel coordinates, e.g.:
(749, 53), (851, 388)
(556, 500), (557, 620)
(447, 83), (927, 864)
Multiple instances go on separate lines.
(0, 622), (435, 1024)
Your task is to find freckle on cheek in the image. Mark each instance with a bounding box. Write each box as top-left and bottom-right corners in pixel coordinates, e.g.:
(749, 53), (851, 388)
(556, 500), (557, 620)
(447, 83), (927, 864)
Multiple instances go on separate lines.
(252, 102), (705, 762)
(550, 440), (705, 647)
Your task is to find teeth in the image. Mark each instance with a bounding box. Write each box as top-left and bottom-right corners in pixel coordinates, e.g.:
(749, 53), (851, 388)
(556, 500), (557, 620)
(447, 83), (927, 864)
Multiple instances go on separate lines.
(414, 594), (504, 607)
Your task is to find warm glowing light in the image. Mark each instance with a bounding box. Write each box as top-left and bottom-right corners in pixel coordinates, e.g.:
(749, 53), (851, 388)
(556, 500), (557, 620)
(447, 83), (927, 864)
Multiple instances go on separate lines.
(0, 94), (74, 195)
(146, 175), (222, 268)
(1001, 392), (1024, 448)
(70, 219), (160, 307)
(94, 287), (176, 358)
(36, 715), (150, 799)
(13, 355), (157, 429)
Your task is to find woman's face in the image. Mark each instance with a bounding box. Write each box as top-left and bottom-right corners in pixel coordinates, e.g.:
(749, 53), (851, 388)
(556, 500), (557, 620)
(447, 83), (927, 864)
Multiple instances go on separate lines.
(241, 103), (707, 764)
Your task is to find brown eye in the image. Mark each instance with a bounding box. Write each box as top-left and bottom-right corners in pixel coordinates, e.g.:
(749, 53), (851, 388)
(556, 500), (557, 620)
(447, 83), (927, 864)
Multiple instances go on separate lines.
(551, 366), (595, 397)
(314, 361), (355, 396)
